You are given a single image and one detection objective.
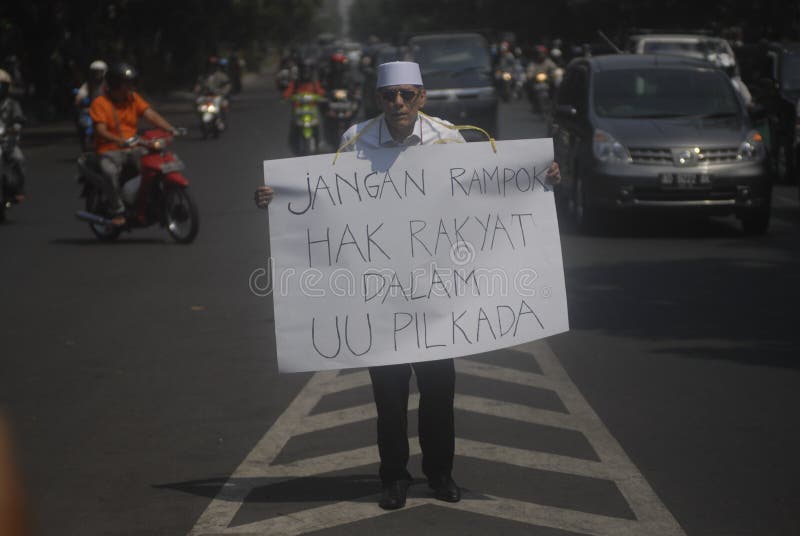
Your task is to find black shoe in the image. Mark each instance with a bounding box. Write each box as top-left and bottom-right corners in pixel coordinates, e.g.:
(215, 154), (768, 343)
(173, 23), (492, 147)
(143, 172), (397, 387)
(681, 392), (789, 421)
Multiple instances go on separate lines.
(379, 479), (410, 510)
(428, 475), (461, 502)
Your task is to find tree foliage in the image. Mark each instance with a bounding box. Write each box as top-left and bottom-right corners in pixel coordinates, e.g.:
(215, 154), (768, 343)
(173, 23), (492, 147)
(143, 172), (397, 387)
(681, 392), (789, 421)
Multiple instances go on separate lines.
(349, 0), (799, 45)
(0, 0), (322, 118)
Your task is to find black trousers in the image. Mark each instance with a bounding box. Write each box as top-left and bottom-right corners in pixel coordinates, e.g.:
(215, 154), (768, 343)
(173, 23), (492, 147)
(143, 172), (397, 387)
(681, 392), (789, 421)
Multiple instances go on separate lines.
(368, 358), (455, 485)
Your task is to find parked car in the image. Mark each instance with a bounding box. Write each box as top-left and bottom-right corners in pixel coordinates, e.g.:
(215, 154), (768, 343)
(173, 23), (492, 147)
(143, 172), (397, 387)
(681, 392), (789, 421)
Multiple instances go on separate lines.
(406, 32), (498, 140)
(552, 54), (771, 234)
(736, 41), (800, 185)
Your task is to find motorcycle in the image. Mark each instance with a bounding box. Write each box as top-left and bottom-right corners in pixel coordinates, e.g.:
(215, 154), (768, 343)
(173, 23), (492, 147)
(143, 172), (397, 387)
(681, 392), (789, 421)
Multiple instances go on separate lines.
(527, 70), (553, 119)
(74, 128), (198, 243)
(323, 87), (358, 150)
(0, 119), (24, 223)
(495, 68), (514, 102)
(290, 92), (323, 156)
(195, 92), (226, 139)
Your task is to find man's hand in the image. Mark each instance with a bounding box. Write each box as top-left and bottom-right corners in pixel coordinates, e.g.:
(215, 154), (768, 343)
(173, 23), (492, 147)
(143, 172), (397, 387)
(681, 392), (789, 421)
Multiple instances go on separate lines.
(254, 185), (274, 209)
(546, 161), (561, 185)
(121, 136), (139, 148)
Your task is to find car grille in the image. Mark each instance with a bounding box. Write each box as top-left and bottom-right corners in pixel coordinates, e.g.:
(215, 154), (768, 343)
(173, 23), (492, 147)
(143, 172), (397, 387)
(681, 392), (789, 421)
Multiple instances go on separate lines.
(632, 185), (738, 201)
(629, 147), (740, 165)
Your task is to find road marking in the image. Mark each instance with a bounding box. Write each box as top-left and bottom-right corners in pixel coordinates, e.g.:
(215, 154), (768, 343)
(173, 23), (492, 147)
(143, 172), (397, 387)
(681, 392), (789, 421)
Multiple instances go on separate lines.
(188, 341), (686, 535)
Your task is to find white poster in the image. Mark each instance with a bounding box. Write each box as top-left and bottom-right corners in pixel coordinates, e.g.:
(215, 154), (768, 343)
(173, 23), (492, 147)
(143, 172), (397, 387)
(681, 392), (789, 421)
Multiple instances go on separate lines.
(264, 139), (569, 373)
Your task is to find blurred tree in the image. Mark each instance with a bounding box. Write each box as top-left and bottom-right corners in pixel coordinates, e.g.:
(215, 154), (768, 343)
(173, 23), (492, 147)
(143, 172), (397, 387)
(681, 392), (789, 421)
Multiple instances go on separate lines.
(0, 0), (323, 119)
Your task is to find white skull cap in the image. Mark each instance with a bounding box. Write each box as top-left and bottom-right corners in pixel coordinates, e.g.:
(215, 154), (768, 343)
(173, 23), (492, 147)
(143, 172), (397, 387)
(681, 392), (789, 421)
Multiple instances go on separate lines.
(376, 61), (423, 88)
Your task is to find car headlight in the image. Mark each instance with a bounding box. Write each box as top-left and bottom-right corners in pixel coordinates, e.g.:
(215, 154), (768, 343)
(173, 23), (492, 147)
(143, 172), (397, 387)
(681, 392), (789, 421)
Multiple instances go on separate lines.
(737, 130), (764, 161)
(593, 129), (632, 163)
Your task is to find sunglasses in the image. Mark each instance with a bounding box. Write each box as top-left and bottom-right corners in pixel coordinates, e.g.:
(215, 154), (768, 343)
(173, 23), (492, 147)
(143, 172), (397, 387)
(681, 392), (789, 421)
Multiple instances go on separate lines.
(378, 88), (420, 103)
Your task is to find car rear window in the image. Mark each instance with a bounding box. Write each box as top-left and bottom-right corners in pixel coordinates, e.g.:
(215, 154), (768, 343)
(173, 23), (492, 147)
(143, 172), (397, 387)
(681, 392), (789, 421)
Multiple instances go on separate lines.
(593, 68), (741, 118)
(410, 36), (491, 74)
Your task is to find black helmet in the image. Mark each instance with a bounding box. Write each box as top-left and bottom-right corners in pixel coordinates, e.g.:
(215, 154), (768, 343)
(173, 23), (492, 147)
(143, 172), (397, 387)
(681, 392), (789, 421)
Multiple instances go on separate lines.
(106, 62), (138, 90)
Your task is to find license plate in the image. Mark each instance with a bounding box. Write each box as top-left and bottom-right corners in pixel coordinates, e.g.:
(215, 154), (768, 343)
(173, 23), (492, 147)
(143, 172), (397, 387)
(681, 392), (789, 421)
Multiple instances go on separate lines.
(160, 160), (185, 173)
(659, 173), (711, 189)
(329, 102), (350, 110)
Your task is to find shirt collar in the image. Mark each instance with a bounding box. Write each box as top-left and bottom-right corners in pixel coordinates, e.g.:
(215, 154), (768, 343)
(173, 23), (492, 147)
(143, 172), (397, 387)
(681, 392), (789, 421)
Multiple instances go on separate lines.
(378, 114), (423, 147)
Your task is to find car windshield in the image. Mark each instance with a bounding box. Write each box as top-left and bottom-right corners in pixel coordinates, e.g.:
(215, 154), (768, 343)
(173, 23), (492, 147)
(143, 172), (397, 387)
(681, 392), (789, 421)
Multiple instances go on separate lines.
(593, 68), (741, 118)
(411, 37), (491, 75)
(782, 53), (800, 91)
(643, 41), (704, 56)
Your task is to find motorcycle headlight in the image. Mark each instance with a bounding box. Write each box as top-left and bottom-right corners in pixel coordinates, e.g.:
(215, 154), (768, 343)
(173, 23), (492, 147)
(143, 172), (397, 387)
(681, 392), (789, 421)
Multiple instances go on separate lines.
(333, 89), (347, 100)
(737, 130), (765, 161)
(206, 105), (217, 113)
(535, 72), (548, 83)
(151, 139), (166, 151)
(502, 72), (512, 81)
(593, 129), (632, 163)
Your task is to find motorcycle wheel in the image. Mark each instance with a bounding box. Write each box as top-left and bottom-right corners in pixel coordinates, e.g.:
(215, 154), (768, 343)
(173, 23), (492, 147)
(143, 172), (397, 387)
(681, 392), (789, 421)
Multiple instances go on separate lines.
(0, 200), (5, 223)
(164, 186), (199, 244)
(85, 188), (121, 241)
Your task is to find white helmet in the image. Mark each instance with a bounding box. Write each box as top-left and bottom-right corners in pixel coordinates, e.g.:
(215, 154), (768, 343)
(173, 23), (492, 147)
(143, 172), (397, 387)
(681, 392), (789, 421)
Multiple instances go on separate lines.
(90, 60), (108, 73)
(0, 69), (11, 84)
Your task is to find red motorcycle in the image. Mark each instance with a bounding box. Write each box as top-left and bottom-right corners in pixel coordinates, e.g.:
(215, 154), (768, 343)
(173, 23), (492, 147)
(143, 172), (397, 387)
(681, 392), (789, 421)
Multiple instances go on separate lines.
(75, 128), (199, 243)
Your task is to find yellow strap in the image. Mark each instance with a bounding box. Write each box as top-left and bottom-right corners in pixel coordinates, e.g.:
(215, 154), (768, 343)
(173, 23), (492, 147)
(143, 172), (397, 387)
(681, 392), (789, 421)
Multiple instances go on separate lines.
(419, 111), (498, 153)
(332, 116), (381, 164)
(332, 111), (497, 165)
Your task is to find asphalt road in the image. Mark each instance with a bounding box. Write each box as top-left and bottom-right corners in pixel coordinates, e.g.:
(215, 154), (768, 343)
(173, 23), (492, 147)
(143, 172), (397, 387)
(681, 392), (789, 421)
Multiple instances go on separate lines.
(1, 74), (799, 536)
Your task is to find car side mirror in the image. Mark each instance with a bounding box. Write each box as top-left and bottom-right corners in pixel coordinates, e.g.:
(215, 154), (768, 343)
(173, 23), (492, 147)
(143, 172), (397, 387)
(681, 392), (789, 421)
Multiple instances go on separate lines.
(555, 104), (578, 118)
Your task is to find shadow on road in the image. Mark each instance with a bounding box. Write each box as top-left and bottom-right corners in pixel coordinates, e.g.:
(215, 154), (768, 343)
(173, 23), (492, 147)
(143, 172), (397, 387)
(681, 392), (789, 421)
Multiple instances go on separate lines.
(566, 255), (800, 369)
(155, 475), (382, 503)
(49, 237), (168, 246)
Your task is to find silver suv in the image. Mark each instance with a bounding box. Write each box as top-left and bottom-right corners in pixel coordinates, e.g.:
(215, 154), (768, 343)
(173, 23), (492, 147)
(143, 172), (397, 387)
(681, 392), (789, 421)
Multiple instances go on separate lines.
(553, 54), (771, 234)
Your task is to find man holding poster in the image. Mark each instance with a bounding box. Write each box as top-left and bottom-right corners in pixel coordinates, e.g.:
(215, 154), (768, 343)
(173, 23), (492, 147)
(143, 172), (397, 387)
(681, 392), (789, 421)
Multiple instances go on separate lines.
(255, 61), (561, 511)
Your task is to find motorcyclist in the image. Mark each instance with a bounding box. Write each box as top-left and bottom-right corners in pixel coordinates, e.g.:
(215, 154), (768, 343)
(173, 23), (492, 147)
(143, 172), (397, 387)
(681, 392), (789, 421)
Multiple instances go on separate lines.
(525, 45), (558, 112)
(90, 62), (180, 227)
(324, 52), (357, 94)
(525, 45), (557, 83)
(74, 59), (107, 107)
(194, 56), (232, 108)
(283, 59), (325, 154)
(281, 58), (325, 99)
(0, 68), (27, 204)
(73, 60), (107, 152)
